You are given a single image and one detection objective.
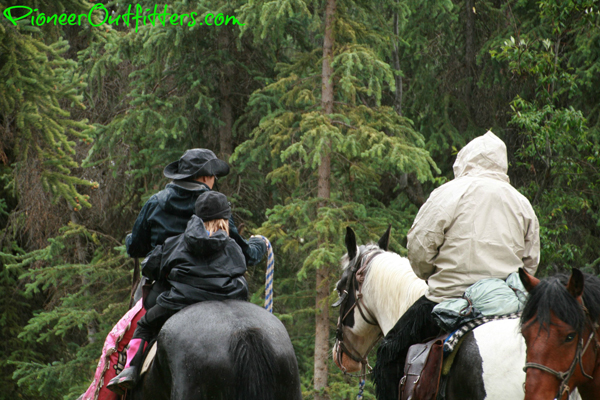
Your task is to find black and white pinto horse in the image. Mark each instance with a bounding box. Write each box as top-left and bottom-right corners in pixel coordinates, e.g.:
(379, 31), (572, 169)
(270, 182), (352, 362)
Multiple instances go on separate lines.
(130, 300), (302, 400)
(332, 227), (582, 400)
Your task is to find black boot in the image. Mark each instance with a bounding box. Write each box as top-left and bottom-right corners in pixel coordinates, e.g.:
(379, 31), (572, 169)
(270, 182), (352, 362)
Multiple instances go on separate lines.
(106, 366), (139, 395)
(106, 339), (146, 394)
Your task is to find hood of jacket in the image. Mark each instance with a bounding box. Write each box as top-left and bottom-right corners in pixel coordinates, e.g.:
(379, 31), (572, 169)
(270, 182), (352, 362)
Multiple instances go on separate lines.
(183, 215), (229, 256)
(452, 131), (509, 183)
(156, 182), (210, 216)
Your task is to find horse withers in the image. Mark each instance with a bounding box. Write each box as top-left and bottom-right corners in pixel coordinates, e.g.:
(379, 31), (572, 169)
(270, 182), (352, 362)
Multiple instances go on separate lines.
(333, 226), (539, 400)
(519, 268), (600, 400)
(130, 300), (302, 400)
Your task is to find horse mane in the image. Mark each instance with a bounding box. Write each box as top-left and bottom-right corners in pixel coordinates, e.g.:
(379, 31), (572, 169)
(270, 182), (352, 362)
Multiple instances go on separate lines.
(343, 243), (428, 330)
(521, 272), (600, 334)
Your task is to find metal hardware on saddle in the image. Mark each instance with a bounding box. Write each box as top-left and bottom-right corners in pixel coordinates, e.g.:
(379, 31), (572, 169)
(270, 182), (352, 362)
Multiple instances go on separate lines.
(399, 335), (448, 400)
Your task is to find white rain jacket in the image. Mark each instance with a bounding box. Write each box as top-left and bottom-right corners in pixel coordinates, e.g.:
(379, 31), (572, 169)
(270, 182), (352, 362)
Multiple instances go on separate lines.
(407, 131), (540, 303)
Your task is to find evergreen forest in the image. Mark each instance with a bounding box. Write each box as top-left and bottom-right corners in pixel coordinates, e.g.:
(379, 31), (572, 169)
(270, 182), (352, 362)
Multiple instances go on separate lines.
(1, 0), (599, 399)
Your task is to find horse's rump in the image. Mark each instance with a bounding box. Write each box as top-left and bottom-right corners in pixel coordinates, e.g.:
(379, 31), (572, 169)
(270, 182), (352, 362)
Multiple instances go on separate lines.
(137, 300), (301, 400)
(230, 328), (277, 400)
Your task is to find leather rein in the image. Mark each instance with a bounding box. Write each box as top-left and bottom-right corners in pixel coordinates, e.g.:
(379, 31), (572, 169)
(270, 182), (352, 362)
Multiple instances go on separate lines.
(523, 302), (600, 399)
(333, 248), (383, 378)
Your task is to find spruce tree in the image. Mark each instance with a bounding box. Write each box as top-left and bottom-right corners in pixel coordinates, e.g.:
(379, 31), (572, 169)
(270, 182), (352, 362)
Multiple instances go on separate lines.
(235, 0), (437, 397)
(0, 2), (103, 397)
(3, 0), (600, 399)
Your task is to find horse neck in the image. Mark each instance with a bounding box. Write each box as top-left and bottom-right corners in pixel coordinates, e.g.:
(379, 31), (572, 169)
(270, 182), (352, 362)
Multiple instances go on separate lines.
(361, 252), (428, 336)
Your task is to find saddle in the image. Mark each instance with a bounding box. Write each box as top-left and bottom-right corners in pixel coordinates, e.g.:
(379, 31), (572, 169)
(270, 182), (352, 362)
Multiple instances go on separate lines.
(398, 313), (520, 400)
(398, 335), (447, 400)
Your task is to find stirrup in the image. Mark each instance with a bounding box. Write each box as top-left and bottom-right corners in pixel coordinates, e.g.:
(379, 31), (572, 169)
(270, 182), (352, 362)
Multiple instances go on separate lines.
(106, 366), (139, 395)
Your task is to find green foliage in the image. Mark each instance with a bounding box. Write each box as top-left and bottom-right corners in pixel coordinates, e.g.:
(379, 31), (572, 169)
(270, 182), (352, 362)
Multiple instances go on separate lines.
(0, 3), (98, 210)
(234, 0), (438, 397)
(5, 223), (131, 399)
(2, 0), (600, 399)
(87, 0), (279, 189)
(490, 0), (600, 274)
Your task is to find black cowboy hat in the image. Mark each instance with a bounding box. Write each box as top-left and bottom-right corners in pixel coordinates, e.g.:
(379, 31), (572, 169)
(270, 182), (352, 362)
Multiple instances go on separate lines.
(163, 149), (230, 180)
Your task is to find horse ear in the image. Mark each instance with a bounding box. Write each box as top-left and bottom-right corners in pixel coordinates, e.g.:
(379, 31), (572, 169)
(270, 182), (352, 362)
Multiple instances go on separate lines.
(519, 268), (540, 293)
(566, 268), (584, 300)
(377, 224), (392, 251)
(345, 226), (357, 260)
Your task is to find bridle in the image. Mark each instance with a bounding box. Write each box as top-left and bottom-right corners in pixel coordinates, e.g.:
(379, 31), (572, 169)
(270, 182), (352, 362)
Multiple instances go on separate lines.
(523, 302), (600, 400)
(333, 247), (383, 377)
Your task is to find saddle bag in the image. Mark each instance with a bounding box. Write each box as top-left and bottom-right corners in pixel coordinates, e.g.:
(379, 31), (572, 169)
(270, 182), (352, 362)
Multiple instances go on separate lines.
(431, 274), (525, 331)
(399, 336), (445, 400)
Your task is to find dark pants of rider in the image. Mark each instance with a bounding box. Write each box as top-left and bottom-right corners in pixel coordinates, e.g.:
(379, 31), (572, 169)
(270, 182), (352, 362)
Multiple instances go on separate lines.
(143, 279), (170, 310)
(373, 295), (441, 400)
(128, 303), (177, 369)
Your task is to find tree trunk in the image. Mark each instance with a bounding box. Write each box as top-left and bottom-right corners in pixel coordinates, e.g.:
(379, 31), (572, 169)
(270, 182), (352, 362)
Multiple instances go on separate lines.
(314, 1), (336, 399)
(71, 211), (96, 344)
(392, 2), (402, 116)
(465, 0), (476, 119)
(398, 172), (426, 207)
(218, 27), (234, 161)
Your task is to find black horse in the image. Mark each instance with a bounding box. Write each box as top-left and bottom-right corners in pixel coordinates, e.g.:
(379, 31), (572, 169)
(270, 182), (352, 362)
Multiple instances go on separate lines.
(130, 300), (302, 400)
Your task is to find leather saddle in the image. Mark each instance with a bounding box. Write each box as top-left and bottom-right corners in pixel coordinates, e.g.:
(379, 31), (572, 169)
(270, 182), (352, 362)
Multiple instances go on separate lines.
(398, 334), (447, 400)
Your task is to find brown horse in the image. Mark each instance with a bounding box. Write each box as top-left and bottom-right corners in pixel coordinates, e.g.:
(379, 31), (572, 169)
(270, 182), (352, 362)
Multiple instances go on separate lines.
(520, 268), (600, 400)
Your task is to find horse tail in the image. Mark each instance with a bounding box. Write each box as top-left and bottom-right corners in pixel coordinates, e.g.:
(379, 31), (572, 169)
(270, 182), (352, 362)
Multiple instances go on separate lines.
(230, 327), (277, 400)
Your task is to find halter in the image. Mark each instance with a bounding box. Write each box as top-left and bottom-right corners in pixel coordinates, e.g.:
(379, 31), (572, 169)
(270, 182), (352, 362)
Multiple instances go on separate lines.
(333, 247), (383, 378)
(523, 302), (600, 400)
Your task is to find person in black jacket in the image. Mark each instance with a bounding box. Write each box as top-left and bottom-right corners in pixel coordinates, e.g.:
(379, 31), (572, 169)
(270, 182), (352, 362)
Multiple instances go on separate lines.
(78, 150), (265, 400)
(108, 191), (248, 393)
(126, 148), (266, 266)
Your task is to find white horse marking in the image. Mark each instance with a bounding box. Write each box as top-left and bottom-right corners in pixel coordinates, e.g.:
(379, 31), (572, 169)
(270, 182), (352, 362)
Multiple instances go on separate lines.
(472, 319), (526, 399)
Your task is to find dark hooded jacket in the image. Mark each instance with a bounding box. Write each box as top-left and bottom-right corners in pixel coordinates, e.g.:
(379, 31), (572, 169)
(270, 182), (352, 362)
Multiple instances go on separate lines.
(126, 181), (266, 265)
(142, 215), (248, 311)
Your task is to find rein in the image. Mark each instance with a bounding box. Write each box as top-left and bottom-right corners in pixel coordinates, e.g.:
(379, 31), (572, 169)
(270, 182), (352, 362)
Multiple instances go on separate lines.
(524, 303), (600, 399)
(333, 248), (383, 378)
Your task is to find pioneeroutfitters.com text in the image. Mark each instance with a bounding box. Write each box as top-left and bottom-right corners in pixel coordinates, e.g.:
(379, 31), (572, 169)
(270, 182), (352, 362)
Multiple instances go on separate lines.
(3, 4), (244, 32)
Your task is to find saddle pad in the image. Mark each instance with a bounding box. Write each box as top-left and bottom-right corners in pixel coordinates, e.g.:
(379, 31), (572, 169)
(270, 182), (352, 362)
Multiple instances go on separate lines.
(443, 312), (520, 355)
(441, 335), (466, 376)
(141, 342), (157, 376)
(79, 299), (145, 400)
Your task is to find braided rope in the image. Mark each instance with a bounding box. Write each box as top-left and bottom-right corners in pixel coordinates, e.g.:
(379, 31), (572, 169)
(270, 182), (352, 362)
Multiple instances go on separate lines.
(255, 235), (274, 313)
(357, 378), (365, 400)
